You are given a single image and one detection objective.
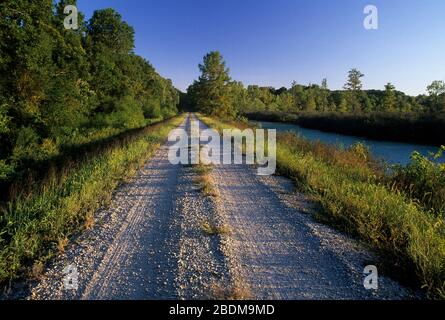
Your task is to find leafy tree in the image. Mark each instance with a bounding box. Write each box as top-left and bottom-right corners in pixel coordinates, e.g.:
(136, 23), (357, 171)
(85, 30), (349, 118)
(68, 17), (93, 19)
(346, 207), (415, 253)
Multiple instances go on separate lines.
(318, 78), (329, 112)
(337, 97), (348, 113)
(344, 69), (364, 91)
(383, 83), (397, 111)
(0, 2), (179, 181)
(87, 9), (134, 54)
(344, 68), (364, 112)
(290, 82), (305, 111)
(304, 93), (317, 112)
(228, 81), (247, 114)
(190, 51), (234, 118)
(278, 92), (294, 112)
(427, 80), (445, 112)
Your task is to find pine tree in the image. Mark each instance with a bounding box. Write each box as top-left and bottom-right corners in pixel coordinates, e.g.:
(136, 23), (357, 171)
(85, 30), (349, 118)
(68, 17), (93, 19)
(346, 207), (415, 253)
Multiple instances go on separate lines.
(383, 83), (397, 111)
(192, 51), (234, 118)
(344, 68), (364, 112)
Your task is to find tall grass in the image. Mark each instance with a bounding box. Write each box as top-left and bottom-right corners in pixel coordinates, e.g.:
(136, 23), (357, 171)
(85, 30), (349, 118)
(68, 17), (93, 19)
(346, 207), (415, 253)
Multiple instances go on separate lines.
(200, 114), (445, 299)
(0, 115), (184, 284)
(389, 146), (445, 217)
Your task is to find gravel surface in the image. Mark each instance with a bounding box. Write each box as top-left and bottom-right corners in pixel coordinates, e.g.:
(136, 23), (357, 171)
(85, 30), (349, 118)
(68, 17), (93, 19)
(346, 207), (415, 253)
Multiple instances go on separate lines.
(6, 115), (231, 300)
(3, 114), (423, 300)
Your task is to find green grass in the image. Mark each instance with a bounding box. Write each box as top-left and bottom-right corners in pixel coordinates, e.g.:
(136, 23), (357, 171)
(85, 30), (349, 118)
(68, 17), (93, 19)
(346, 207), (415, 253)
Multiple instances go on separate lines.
(200, 221), (230, 236)
(199, 114), (445, 299)
(0, 115), (185, 285)
(389, 147), (445, 217)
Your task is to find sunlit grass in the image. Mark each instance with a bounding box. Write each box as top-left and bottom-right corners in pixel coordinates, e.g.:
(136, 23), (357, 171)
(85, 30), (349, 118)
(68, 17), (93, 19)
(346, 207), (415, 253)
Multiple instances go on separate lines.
(200, 114), (445, 299)
(0, 115), (185, 285)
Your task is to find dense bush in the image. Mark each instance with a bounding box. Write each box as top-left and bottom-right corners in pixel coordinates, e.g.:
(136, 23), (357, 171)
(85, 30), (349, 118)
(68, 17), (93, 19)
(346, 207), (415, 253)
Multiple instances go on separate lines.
(391, 146), (445, 217)
(296, 112), (445, 146)
(0, 1), (179, 184)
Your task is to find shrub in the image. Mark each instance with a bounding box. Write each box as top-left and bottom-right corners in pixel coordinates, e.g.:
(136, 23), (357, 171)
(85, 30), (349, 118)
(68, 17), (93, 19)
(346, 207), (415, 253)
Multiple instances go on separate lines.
(391, 146), (445, 217)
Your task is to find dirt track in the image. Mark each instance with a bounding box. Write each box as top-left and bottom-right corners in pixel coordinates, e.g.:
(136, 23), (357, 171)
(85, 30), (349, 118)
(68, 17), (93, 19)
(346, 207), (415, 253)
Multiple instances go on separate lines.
(19, 114), (419, 300)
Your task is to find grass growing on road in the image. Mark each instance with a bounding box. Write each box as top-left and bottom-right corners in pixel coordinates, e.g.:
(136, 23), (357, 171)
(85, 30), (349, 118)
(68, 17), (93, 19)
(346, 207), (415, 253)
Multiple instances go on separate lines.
(198, 114), (445, 299)
(0, 115), (185, 285)
(193, 145), (219, 198)
(210, 282), (252, 300)
(200, 221), (230, 236)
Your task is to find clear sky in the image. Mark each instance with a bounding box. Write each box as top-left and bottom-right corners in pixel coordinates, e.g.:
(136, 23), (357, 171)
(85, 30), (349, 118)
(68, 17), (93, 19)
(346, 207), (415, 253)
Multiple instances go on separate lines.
(77, 0), (445, 95)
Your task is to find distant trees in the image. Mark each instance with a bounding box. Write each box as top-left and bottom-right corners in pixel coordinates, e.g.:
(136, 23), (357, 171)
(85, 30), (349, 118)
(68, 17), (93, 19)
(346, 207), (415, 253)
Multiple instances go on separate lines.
(343, 68), (365, 112)
(318, 79), (329, 112)
(383, 83), (397, 111)
(187, 56), (443, 120)
(0, 1), (179, 181)
(427, 80), (445, 112)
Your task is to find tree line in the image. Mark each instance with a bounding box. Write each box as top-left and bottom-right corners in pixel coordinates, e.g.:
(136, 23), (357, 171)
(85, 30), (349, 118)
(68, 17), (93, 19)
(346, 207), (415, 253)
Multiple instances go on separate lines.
(0, 0), (179, 181)
(186, 51), (445, 118)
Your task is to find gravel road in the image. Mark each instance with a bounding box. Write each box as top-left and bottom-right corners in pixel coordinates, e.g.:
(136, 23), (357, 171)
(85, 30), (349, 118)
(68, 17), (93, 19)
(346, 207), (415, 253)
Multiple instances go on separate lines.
(5, 114), (421, 300)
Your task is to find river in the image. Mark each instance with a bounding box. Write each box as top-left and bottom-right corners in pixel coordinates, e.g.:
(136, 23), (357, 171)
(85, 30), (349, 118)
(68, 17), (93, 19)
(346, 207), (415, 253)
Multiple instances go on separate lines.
(253, 121), (442, 165)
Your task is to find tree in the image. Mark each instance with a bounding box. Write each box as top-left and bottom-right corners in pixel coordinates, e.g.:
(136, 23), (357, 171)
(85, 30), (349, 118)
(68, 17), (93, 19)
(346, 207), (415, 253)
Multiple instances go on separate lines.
(304, 92), (317, 112)
(383, 83), (397, 111)
(290, 82), (305, 111)
(344, 68), (365, 112)
(228, 81), (247, 114)
(277, 92), (294, 112)
(0, 2), (180, 180)
(427, 80), (445, 112)
(319, 78), (329, 112)
(344, 69), (364, 91)
(87, 9), (134, 54)
(190, 51), (234, 118)
(337, 97), (348, 113)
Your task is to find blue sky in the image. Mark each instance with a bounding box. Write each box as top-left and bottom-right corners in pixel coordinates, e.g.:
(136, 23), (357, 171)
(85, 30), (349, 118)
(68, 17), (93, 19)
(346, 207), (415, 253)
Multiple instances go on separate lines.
(77, 0), (445, 95)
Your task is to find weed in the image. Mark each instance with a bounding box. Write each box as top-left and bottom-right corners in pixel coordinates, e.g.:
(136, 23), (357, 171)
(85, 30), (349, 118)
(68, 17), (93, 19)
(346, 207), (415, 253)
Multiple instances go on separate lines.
(201, 221), (230, 235)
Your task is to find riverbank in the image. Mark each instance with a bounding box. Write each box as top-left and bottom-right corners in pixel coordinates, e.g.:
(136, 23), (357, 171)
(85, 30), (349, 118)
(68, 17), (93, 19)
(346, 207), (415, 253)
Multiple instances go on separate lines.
(245, 111), (445, 147)
(200, 114), (445, 299)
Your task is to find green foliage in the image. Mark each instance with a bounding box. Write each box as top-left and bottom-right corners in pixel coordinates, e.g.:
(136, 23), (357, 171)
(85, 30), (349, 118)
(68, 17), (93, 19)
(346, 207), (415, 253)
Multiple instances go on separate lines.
(0, 104), (10, 135)
(344, 68), (364, 91)
(249, 111), (445, 146)
(188, 51), (235, 118)
(391, 146), (445, 216)
(192, 60), (438, 119)
(383, 83), (397, 111)
(274, 136), (445, 298)
(427, 80), (445, 113)
(87, 9), (135, 54)
(0, 116), (184, 284)
(0, 2), (179, 184)
(203, 115), (445, 299)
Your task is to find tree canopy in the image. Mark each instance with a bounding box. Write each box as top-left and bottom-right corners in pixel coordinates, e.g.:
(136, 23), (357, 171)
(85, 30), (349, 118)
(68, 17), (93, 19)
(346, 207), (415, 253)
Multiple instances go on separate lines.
(0, 1), (179, 181)
(186, 53), (444, 119)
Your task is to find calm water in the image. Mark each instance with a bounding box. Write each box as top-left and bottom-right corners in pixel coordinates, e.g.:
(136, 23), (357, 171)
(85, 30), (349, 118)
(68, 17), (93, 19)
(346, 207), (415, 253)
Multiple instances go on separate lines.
(254, 121), (442, 165)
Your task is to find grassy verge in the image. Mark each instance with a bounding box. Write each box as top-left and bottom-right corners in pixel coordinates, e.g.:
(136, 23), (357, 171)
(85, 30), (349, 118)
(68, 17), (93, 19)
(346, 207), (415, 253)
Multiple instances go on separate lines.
(0, 117), (168, 203)
(0, 115), (185, 285)
(198, 114), (445, 299)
